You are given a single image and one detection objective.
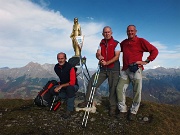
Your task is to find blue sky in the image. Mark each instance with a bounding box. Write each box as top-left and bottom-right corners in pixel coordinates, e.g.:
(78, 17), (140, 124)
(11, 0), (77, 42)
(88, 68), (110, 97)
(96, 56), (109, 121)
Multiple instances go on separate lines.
(0, 0), (180, 69)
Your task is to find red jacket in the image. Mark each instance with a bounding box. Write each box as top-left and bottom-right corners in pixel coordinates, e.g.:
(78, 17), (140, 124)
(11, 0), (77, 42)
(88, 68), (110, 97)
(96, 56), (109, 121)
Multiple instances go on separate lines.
(100, 36), (120, 71)
(121, 36), (158, 70)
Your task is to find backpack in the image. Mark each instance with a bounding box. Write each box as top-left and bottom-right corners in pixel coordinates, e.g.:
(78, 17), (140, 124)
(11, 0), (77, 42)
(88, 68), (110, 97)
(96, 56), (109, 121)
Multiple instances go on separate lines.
(34, 80), (58, 108)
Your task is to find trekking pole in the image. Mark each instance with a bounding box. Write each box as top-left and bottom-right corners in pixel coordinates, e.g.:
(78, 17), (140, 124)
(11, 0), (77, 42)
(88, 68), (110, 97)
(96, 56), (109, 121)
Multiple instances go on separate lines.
(81, 64), (101, 127)
(50, 96), (56, 111)
(84, 62), (91, 81)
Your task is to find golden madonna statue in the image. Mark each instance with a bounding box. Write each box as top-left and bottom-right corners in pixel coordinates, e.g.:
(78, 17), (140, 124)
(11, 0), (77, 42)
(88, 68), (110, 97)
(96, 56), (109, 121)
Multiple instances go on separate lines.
(70, 18), (82, 57)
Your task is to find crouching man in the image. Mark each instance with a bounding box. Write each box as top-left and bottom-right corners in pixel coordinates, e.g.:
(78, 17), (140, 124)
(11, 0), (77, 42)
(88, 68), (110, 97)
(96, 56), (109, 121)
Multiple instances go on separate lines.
(53, 52), (79, 119)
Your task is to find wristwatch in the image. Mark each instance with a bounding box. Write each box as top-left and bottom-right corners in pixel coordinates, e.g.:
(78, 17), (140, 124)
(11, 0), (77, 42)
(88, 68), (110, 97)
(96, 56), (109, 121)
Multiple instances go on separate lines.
(145, 59), (150, 63)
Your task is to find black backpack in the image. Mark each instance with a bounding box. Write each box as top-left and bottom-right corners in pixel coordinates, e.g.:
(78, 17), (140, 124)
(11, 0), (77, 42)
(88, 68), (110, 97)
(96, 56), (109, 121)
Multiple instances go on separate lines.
(34, 80), (58, 107)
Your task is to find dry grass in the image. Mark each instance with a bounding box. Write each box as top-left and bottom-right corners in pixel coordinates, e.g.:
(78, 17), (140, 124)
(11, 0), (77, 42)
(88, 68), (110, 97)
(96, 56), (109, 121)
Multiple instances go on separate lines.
(0, 98), (180, 135)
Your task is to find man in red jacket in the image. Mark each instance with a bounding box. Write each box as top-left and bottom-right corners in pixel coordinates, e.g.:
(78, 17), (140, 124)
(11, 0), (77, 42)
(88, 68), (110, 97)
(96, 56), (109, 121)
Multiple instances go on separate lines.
(78, 26), (121, 116)
(116, 25), (158, 121)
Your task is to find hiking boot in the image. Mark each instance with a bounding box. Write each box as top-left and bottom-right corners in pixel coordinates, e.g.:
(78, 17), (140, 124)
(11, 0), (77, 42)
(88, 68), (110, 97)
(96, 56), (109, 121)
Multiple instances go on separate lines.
(109, 110), (116, 117)
(128, 113), (136, 121)
(61, 110), (73, 119)
(61, 111), (70, 119)
(117, 112), (127, 119)
(77, 101), (88, 108)
(109, 106), (117, 117)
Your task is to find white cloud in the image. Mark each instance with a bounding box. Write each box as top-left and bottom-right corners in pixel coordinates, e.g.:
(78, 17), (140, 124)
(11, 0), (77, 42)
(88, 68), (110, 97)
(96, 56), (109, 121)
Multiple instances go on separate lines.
(143, 41), (180, 69)
(0, 0), (179, 69)
(86, 17), (94, 20)
(0, 0), (104, 68)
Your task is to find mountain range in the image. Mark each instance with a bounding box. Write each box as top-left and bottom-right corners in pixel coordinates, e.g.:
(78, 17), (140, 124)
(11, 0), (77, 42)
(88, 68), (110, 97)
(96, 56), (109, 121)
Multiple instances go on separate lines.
(0, 62), (180, 105)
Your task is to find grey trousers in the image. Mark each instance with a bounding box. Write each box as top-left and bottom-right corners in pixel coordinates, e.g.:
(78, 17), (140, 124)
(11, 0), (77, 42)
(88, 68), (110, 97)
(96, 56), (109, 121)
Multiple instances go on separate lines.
(85, 70), (120, 107)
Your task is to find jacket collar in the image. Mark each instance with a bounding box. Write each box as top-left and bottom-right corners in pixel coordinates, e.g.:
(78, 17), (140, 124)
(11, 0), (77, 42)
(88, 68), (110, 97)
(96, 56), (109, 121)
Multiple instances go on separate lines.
(101, 36), (114, 44)
(58, 61), (67, 68)
(128, 35), (137, 42)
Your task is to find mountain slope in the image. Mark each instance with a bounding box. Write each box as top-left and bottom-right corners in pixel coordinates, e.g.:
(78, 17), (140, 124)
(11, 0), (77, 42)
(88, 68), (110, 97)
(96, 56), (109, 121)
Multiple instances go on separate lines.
(0, 97), (180, 135)
(0, 62), (180, 105)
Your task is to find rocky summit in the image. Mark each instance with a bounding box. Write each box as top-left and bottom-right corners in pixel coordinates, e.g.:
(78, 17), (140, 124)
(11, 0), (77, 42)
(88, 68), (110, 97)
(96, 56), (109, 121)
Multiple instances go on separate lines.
(0, 97), (180, 135)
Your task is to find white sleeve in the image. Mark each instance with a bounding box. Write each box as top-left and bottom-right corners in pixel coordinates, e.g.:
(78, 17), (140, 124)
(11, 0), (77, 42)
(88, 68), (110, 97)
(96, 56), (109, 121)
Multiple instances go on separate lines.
(115, 43), (121, 51)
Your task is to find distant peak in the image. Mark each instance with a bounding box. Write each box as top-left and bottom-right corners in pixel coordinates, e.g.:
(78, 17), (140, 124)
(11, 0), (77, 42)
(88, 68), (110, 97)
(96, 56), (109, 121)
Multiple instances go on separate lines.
(25, 62), (41, 67)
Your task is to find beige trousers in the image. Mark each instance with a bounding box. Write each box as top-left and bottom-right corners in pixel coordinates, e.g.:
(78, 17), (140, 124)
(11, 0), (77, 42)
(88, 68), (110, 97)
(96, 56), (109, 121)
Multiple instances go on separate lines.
(116, 68), (142, 114)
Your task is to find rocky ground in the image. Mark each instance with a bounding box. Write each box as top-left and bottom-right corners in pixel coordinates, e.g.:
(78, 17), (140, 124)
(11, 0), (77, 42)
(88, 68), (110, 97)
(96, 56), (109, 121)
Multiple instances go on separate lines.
(0, 97), (180, 135)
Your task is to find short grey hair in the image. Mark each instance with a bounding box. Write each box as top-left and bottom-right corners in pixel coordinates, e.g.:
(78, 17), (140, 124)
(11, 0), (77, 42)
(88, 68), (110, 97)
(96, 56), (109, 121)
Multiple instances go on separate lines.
(103, 26), (112, 33)
(57, 52), (66, 59)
